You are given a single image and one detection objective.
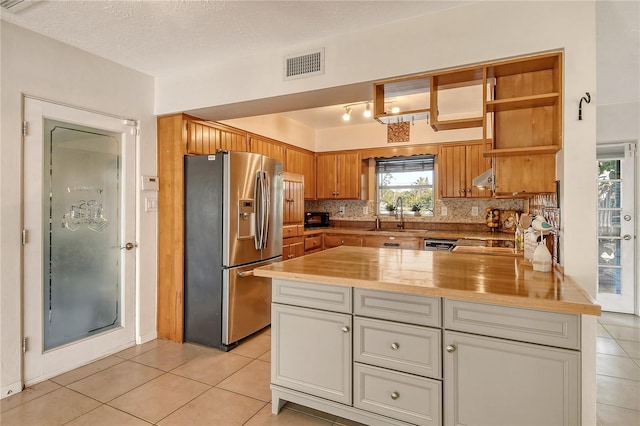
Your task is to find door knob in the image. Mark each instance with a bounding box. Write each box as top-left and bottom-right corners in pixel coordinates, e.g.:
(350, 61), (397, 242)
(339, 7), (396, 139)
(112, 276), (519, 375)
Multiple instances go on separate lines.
(624, 214), (631, 221)
(341, 326), (350, 333)
(390, 392), (399, 400)
(121, 242), (137, 250)
(446, 345), (456, 353)
(391, 342), (400, 350)
(623, 234), (632, 241)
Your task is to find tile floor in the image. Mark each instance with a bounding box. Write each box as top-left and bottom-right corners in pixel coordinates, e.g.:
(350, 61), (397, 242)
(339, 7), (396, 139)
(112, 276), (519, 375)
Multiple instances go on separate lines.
(596, 311), (640, 426)
(2, 313), (639, 426)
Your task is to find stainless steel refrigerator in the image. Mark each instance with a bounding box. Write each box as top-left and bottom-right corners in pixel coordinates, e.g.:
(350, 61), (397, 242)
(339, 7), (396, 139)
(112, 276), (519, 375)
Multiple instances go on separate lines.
(184, 152), (283, 350)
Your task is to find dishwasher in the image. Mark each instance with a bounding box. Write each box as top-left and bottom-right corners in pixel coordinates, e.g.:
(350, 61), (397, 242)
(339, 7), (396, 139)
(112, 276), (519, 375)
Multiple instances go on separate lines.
(423, 238), (457, 251)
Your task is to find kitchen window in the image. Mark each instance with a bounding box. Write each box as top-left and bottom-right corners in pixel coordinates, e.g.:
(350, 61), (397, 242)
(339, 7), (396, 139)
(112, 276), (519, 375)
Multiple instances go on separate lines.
(376, 155), (434, 215)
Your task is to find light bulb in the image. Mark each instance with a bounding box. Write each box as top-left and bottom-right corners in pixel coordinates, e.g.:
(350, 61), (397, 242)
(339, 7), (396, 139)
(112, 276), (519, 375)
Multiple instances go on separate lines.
(391, 106), (400, 114)
(363, 102), (372, 118)
(342, 107), (351, 121)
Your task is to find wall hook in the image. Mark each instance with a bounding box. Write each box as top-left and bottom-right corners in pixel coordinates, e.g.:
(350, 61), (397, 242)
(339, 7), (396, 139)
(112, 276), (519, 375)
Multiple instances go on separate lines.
(578, 92), (591, 120)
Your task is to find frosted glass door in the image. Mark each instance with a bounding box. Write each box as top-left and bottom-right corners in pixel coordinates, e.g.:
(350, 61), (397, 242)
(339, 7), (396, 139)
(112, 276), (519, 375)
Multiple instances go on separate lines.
(43, 120), (121, 350)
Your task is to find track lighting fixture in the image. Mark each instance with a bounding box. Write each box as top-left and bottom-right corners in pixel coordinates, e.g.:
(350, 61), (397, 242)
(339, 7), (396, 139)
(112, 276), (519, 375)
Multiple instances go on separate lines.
(363, 102), (372, 118)
(341, 101), (374, 121)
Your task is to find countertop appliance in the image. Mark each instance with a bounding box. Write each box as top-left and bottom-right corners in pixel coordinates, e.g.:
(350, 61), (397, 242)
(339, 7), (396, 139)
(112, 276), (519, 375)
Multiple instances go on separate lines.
(304, 211), (330, 228)
(423, 238), (457, 251)
(184, 152), (283, 351)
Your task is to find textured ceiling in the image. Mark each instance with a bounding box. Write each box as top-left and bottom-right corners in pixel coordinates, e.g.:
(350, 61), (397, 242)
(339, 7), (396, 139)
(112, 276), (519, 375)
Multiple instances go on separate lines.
(1, 0), (471, 77)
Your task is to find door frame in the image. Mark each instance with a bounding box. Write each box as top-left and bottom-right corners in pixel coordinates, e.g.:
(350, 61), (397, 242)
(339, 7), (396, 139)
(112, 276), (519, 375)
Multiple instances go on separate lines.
(596, 141), (637, 314)
(21, 96), (139, 385)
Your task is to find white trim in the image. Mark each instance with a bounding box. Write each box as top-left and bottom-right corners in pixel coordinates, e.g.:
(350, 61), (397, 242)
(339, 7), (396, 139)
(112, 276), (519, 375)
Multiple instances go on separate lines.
(1, 381), (23, 400)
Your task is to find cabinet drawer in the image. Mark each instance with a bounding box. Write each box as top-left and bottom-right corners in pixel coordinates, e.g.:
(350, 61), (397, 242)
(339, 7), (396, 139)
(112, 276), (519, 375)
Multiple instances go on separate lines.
(304, 235), (322, 251)
(272, 279), (351, 313)
(444, 299), (580, 350)
(324, 234), (363, 249)
(354, 317), (441, 378)
(354, 288), (441, 327)
(354, 363), (442, 426)
(363, 236), (421, 250)
(283, 225), (300, 238)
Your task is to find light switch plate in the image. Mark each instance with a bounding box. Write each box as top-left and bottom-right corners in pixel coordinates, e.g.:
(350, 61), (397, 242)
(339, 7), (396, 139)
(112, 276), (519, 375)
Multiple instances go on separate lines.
(363, 206), (369, 215)
(471, 206), (479, 216)
(441, 206), (448, 216)
(145, 197), (158, 212)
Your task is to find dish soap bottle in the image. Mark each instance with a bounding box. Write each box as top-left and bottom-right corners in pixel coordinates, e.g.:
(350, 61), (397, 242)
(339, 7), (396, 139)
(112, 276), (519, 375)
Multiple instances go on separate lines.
(532, 240), (552, 272)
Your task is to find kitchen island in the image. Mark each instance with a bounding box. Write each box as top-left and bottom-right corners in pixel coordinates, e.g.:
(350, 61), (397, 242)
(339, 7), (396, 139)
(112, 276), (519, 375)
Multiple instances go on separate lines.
(255, 246), (600, 426)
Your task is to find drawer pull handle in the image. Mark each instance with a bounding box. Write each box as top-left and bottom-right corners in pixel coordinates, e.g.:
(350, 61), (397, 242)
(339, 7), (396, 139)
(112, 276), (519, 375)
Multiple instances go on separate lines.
(383, 243), (400, 247)
(341, 326), (350, 333)
(391, 342), (400, 350)
(446, 345), (456, 353)
(390, 392), (399, 400)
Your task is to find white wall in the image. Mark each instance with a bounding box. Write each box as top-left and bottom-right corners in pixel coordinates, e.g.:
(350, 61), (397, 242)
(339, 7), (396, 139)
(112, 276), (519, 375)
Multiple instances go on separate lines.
(157, 2), (599, 422)
(596, 0), (640, 314)
(0, 22), (157, 396)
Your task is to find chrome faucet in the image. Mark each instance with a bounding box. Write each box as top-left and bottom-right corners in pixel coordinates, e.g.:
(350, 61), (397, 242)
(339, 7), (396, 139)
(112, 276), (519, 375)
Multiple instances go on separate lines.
(394, 198), (404, 229)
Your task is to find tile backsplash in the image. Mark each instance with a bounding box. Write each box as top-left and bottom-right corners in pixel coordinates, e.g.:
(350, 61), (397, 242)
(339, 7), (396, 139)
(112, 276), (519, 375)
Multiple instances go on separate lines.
(305, 198), (524, 224)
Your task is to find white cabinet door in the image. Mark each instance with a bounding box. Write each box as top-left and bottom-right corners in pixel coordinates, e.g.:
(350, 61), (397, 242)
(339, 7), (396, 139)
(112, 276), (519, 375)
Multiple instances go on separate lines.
(272, 303), (352, 405)
(444, 331), (580, 426)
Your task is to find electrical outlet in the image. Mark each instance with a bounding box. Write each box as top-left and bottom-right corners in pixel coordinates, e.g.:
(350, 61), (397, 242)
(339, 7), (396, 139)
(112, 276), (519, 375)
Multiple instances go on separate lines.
(471, 206), (479, 216)
(339, 206), (345, 215)
(363, 206), (369, 215)
(441, 206), (448, 216)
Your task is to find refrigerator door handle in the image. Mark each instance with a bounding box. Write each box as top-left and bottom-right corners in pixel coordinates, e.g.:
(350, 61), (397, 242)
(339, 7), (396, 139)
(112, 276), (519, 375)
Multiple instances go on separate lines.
(254, 171), (262, 250)
(237, 269), (254, 278)
(262, 173), (270, 249)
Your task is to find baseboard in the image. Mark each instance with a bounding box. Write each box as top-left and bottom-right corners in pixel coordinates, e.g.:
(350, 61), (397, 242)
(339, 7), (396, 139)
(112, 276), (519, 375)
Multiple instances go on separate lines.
(137, 330), (158, 345)
(1, 381), (23, 399)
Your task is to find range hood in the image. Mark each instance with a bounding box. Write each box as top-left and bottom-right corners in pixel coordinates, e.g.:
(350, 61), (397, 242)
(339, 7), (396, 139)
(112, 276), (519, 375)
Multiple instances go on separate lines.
(472, 168), (493, 189)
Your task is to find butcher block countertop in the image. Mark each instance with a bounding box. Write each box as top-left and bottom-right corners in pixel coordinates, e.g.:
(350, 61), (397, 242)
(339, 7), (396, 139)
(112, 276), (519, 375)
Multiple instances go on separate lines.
(254, 246), (600, 316)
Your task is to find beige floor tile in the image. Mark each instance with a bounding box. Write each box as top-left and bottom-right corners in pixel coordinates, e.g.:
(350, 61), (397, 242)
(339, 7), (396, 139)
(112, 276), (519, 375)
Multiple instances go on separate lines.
(259, 350), (271, 362)
(109, 373), (210, 423)
(217, 359), (271, 402)
(597, 323), (611, 337)
(115, 338), (169, 360)
(158, 387), (265, 426)
(65, 404), (152, 426)
(597, 403), (640, 426)
(0, 388), (100, 426)
(245, 403), (333, 425)
(618, 339), (640, 359)
(171, 350), (252, 385)
(130, 341), (207, 371)
(333, 417), (370, 426)
(1, 380), (60, 413)
(596, 337), (628, 357)
(233, 332), (271, 359)
(597, 375), (640, 411)
(602, 324), (640, 342)
(67, 360), (164, 403)
(600, 312), (640, 328)
(597, 353), (640, 380)
(50, 355), (124, 386)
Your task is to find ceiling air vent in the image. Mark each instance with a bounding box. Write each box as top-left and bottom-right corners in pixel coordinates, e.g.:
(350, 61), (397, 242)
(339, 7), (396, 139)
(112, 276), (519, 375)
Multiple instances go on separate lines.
(1, 0), (38, 13)
(284, 48), (325, 81)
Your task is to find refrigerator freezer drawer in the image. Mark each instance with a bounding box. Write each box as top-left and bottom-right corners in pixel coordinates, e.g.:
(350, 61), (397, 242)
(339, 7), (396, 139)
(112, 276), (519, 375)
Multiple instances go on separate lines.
(222, 258), (280, 345)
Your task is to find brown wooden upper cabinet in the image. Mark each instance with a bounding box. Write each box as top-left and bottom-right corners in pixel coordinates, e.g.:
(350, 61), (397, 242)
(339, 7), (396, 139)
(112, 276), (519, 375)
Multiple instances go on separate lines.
(248, 135), (286, 165)
(285, 147), (316, 199)
(430, 67), (484, 131)
(316, 152), (361, 199)
(439, 142), (492, 198)
(484, 52), (563, 155)
(187, 119), (248, 154)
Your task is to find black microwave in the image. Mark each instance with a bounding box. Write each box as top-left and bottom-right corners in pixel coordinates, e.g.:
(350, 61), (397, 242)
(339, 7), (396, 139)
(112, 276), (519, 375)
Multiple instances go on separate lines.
(305, 212), (330, 228)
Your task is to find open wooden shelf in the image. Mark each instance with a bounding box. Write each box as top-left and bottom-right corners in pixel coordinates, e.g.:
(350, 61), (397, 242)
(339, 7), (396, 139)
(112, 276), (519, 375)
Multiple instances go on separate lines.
(483, 145), (561, 157)
(431, 116), (483, 131)
(486, 93), (559, 113)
